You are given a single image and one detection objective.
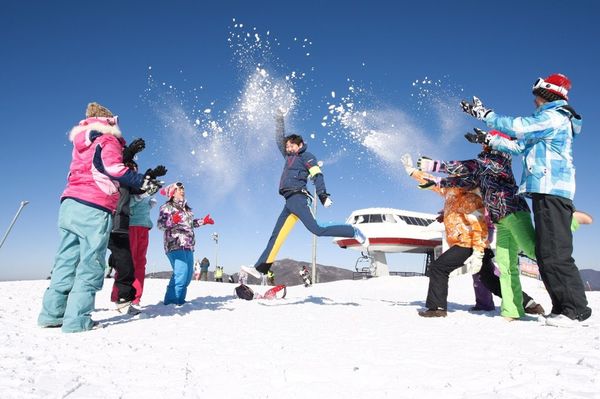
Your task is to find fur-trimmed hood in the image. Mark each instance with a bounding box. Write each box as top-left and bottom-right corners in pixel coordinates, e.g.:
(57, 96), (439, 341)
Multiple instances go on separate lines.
(69, 117), (122, 142)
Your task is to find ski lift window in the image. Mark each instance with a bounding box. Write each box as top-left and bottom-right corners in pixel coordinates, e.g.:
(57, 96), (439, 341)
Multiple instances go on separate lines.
(383, 214), (397, 223)
(354, 215), (366, 224)
(373, 214), (384, 223)
(398, 215), (437, 226)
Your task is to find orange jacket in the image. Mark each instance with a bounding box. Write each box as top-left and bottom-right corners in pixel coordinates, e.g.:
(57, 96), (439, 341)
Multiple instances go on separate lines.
(410, 170), (488, 252)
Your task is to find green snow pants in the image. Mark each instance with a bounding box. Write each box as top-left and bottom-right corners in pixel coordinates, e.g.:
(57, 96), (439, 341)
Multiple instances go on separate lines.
(495, 211), (536, 318)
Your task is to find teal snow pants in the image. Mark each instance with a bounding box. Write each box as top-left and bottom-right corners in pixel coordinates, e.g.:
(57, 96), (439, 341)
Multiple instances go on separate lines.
(38, 199), (111, 333)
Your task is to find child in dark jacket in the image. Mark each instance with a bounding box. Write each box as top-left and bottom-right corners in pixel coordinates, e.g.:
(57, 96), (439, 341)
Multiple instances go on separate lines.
(109, 155), (166, 313)
(250, 110), (366, 277)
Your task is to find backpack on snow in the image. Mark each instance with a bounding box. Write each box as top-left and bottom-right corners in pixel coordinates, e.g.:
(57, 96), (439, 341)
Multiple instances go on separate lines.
(235, 284), (255, 300)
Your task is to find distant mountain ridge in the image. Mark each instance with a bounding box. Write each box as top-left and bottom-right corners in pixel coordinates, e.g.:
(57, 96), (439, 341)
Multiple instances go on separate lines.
(580, 269), (600, 291)
(145, 258), (354, 287)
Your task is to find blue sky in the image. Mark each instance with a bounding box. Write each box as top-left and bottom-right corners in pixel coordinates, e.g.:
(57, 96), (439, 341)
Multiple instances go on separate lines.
(1, 0), (599, 280)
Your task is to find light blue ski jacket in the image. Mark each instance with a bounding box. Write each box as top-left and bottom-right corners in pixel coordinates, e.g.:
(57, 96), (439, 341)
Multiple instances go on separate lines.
(485, 100), (581, 200)
(129, 195), (155, 228)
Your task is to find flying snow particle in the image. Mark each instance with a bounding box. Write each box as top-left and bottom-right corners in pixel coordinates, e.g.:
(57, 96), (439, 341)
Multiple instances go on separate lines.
(204, 109), (211, 114)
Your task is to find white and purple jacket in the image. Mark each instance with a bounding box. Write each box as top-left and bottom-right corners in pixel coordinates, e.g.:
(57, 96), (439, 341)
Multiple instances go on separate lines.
(157, 199), (205, 253)
(61, 117), (145, 213)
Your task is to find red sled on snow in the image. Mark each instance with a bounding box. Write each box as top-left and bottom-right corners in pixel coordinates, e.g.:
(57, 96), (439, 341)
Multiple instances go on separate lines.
(235, 284), (287, 301)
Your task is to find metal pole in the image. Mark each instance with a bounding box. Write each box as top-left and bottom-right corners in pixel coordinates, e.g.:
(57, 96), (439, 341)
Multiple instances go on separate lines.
(212, 232), (219, 268)
(0, 201), (29, 250)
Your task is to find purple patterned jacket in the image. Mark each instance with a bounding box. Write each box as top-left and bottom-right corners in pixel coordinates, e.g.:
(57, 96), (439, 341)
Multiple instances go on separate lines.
(157, 199), (204, 253)
(436, 150), (530, 223)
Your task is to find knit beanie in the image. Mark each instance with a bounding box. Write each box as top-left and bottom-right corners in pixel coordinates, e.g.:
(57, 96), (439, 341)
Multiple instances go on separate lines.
(86, 102), (114, 118)
(159, 182), (182, 198)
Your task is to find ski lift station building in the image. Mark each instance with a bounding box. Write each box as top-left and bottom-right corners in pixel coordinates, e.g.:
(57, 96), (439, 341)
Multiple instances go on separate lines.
(333, 208), (444, 277)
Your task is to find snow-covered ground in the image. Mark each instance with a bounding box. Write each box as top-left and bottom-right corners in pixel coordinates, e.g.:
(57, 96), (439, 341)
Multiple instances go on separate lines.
(1, 274), (598, 399)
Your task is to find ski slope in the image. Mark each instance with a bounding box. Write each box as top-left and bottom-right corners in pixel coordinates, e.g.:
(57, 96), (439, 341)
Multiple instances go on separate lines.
(1, 275), (598, 398)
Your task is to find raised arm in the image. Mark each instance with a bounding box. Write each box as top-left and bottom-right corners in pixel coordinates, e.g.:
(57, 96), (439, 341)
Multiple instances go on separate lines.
(275, 109), (286, 157)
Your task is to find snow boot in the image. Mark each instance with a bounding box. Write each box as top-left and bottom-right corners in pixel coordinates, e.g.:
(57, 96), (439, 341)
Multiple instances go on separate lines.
(524, 300), (545, 315)
(418, 308), (447, 318)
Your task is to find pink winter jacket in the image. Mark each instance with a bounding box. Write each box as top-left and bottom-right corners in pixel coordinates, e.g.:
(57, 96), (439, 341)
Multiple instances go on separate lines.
(61, 117), (144, 213)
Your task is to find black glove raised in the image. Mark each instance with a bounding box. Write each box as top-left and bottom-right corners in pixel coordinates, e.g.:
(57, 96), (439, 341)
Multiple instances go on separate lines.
(318, 193), (330, 205)
(464, 128), (490, 145)
(123, 138), (146, 163)
(145, 165), (168, 179)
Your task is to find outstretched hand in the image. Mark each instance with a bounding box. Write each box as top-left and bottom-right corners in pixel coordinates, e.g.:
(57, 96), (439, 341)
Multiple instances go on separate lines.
(318, 193), (333, 208)
(145, 165), (168, 179)
(418, 177), (439, 190)
(417, 156), (440, 172)
(202, 214), (215, 225)
(172, 212), (183, 224)
(400, 153), (416, 176)
(123, 138), (146, 163)
(460, 96), (492, 120)
(464, 250), (484, 274)
(464, 128), (490, 145)
(140, 175), (163, 196)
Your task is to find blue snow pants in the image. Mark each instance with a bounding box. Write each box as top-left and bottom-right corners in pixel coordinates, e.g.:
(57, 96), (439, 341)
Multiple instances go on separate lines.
(254, 193), (355, 269)
(38, 199), (111, 333)
(164, 249), (194, 305)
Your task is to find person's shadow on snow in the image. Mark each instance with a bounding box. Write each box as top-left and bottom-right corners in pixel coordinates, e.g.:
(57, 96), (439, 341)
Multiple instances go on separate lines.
(391, 300), (500, 318)
(258, 295), (360, 307)
(98, 295), (238, 326)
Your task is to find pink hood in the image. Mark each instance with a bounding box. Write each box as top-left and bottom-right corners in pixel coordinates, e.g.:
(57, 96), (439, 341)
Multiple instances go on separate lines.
(61, 117), (131, 213)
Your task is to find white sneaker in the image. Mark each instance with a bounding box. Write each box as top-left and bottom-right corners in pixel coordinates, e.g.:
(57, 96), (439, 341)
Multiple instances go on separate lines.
(240, 265), (261, 279)
(127, 304), (141, 316)
(116, 299), (133, 314)
(545, 314), (578, 328)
